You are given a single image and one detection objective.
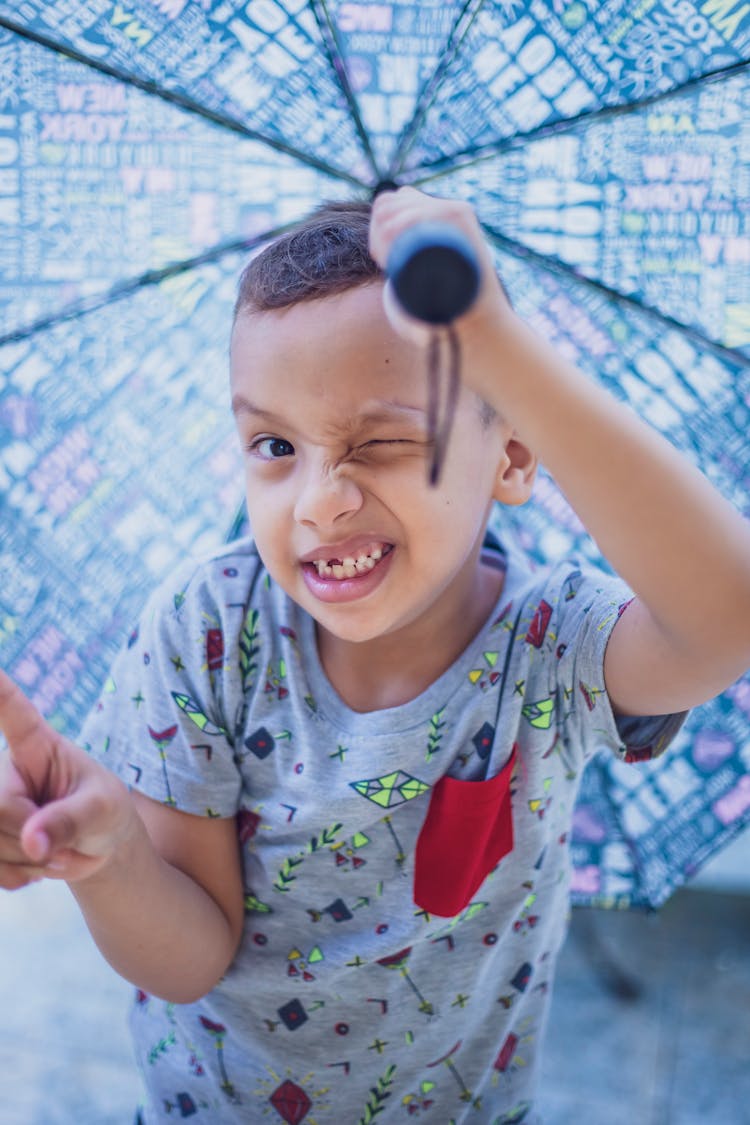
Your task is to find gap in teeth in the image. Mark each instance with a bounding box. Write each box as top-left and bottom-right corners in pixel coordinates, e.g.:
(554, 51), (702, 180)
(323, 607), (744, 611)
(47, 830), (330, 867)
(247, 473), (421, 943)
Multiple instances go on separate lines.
(314, 546), (385, 579)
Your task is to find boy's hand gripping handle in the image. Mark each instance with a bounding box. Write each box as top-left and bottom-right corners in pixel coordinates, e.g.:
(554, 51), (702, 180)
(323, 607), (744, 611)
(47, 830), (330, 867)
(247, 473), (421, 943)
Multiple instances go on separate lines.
(386, 222), (480, 325)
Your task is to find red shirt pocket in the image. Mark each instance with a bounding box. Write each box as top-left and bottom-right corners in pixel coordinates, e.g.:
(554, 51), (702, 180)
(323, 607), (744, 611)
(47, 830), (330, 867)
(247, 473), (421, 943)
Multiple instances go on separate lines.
(414, 748), (516, 917)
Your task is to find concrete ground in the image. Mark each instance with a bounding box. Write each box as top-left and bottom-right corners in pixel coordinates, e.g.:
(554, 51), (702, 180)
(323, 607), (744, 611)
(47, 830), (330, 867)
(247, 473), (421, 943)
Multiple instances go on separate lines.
(1, 881), (749, 1124)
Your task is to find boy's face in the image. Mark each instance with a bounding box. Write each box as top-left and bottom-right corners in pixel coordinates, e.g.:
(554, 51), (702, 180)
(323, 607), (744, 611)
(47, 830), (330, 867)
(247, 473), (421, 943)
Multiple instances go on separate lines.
(230, 282), (520, 648)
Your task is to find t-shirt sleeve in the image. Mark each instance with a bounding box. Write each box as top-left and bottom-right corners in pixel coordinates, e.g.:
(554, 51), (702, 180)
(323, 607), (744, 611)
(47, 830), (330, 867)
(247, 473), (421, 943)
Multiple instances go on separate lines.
(550, 565), (687, 766)
(78, 556), (244, 818)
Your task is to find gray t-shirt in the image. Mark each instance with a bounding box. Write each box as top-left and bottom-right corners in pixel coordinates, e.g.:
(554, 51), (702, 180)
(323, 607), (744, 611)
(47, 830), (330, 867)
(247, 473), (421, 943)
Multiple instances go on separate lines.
(81, 535), (682, 1124)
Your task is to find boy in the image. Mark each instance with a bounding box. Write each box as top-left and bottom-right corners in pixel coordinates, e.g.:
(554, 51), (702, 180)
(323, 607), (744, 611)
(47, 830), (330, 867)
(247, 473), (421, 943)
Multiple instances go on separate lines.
(1, 187), (749, 1124)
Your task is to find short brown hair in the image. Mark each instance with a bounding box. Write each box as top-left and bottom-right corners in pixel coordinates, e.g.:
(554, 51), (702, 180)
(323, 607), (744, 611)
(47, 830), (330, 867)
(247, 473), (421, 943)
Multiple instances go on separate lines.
(234, 199), (380, 317)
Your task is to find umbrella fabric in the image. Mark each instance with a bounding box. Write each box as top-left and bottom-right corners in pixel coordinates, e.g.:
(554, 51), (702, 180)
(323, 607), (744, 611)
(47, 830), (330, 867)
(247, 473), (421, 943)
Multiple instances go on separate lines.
(0, 0), (748, 909)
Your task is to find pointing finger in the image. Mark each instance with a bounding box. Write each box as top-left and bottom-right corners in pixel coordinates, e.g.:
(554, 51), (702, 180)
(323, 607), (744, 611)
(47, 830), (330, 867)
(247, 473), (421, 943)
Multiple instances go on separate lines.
(0, 668), (54, 778)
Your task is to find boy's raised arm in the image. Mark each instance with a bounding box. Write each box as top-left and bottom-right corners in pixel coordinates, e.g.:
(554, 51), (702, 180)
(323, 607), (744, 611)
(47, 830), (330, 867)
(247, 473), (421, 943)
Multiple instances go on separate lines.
(0, 669), (244, 1003)
(371, 188), (750, 717)
(482, 315), (750, 716)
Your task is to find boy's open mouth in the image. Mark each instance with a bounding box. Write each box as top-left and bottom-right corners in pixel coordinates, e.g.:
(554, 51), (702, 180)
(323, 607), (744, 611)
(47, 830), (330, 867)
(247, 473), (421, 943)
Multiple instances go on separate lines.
(308, 543), (393, 580)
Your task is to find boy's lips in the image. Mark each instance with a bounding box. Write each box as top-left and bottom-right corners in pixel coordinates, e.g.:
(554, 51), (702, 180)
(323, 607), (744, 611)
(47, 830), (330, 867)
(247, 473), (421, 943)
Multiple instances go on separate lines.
(299, 540), (394, 602)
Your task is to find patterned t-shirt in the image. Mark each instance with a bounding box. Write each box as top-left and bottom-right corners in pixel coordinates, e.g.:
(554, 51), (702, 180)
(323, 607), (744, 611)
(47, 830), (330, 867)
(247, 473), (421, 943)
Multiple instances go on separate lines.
(80, 535), (683, 1125)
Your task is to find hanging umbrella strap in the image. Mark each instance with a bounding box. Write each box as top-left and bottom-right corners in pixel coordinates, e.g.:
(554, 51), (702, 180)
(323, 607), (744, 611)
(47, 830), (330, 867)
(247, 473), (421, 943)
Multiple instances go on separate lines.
(426, 325), (462, 486)
(386, 222), (480, 485)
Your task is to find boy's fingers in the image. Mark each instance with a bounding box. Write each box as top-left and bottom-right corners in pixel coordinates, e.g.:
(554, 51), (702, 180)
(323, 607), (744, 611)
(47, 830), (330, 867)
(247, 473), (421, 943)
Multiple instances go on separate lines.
(370, 187), (428, 266)
(21, 775), (118, 862)
(0, 790), (40, 835)
(0, 860), (46, 891)
(0, 824), (40, 867)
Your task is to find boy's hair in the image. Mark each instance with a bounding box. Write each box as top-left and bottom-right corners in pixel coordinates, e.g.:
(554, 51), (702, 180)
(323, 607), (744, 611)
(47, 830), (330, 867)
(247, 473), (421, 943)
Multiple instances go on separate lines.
(234, 199), (380, 317)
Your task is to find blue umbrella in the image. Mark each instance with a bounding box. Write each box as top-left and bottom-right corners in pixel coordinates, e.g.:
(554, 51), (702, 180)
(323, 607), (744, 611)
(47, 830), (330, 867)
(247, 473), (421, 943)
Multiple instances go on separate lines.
(0, 0), (748, 908)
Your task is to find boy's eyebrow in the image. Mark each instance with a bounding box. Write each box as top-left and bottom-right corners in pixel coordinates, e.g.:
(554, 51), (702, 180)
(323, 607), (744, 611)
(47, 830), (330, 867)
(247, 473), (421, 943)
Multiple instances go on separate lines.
(231, 394), (279, 421)
(354, 402), (428, 427)
(230, 394), (427, 428)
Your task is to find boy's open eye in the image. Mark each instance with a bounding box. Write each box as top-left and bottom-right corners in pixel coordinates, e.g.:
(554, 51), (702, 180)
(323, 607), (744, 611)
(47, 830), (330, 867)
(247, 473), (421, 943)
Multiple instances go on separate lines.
(250, 436), (295, 460)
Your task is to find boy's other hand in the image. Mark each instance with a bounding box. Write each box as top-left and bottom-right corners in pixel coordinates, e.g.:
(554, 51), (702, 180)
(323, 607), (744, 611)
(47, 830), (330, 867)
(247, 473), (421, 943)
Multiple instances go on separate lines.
(369, 186), (509, 345)
(0, 669), (136, 888)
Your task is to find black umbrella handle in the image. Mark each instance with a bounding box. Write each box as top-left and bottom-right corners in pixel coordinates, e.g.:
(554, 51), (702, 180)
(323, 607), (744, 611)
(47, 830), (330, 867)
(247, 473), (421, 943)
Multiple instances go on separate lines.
(386, 221), (480, 325)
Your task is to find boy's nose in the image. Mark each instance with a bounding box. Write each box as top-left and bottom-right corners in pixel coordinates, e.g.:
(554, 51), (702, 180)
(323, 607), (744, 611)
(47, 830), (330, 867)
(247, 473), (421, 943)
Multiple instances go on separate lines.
(293, 461), (364, 529)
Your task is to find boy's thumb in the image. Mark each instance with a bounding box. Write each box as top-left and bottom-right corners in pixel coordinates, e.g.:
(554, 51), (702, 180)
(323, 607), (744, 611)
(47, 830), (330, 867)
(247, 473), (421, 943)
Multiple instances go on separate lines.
(21, 800), (78, 865)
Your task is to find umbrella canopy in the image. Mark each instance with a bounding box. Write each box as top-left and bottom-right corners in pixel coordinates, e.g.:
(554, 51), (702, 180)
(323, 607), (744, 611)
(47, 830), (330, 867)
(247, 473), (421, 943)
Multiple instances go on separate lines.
(0, 0), (748, 909)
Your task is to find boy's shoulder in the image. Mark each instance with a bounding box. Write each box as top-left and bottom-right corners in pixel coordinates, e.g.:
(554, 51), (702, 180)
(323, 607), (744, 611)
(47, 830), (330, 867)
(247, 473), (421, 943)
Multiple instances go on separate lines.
(488, 532), (628, 621)
(137, 536), (288, 648)
(148, 535), (267, 611)
(489, 538), (633, 691)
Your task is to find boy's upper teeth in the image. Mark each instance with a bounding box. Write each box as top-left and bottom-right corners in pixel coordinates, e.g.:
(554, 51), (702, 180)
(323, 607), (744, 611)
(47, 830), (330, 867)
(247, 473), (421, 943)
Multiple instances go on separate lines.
(312, 544), (386, 577)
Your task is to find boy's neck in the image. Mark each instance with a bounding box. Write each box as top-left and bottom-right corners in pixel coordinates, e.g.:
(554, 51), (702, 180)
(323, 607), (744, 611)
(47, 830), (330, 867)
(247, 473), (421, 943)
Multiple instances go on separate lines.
(314, 558), (505, 713)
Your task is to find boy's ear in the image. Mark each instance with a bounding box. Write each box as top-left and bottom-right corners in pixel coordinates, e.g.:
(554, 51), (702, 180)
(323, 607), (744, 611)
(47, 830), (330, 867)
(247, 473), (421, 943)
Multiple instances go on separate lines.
(493, 435), (538, 506)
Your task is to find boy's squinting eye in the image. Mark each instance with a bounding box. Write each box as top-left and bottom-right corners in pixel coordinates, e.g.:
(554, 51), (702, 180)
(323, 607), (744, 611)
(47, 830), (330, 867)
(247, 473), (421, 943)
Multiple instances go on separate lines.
(358, 438), (423, 455)
(251, 437), (295, 460)
(365, 439), (411, 447)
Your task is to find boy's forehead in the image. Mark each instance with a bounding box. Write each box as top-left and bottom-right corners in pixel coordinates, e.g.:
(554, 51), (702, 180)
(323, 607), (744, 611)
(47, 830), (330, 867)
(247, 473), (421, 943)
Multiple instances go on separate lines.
(230, 283), (410, 363)
(230, 288), (427, 414)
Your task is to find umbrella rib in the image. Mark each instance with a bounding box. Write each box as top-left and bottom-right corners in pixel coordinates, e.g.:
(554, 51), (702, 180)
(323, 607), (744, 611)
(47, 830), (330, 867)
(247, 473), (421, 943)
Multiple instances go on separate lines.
(400, 55), (750, 177)
(308, 0), (381, 182)
(0, 227), (298, 348)
(481, 223), (750, 372)
(387, 0), (486, 181)
(0, 14), (365, 188)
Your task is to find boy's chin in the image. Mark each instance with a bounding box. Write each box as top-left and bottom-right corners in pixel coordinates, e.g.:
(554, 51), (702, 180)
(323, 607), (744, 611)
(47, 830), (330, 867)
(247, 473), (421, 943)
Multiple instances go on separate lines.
(312, 614), (390, 647)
